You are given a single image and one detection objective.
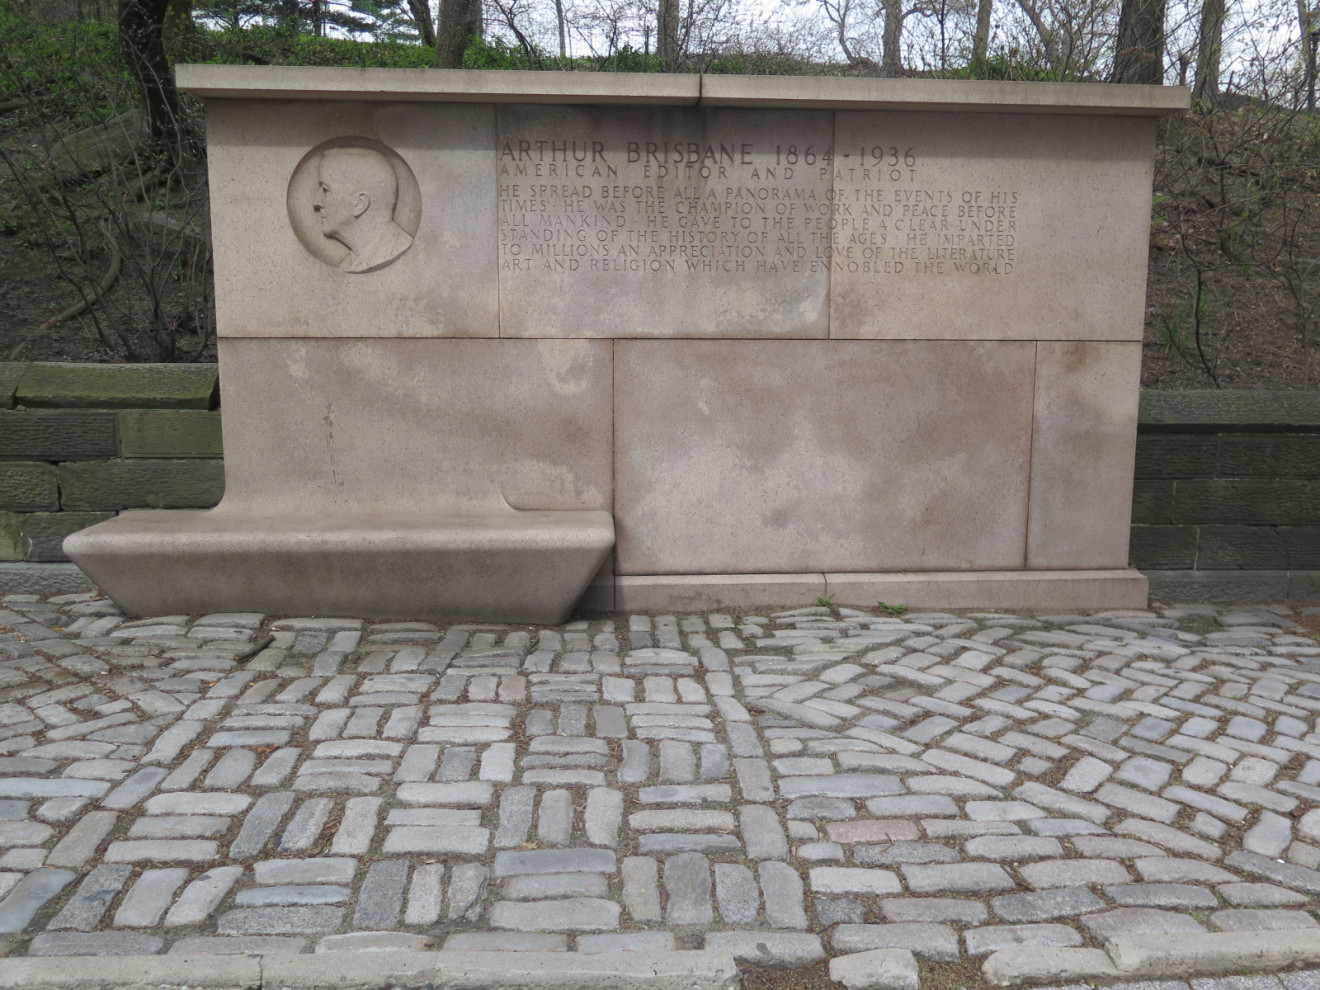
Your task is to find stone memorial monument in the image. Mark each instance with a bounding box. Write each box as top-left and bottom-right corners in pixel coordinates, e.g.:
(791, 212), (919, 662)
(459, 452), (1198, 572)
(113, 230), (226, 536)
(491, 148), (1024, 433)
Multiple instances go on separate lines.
(65, 67), (1188, 622)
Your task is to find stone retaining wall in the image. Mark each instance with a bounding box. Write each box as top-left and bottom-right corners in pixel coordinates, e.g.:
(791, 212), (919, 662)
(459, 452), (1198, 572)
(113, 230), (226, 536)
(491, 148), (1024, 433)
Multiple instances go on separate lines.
(0, 362), (224, 562)
(1131, 390), (1320, 602)
(2, 363), (1316, 601)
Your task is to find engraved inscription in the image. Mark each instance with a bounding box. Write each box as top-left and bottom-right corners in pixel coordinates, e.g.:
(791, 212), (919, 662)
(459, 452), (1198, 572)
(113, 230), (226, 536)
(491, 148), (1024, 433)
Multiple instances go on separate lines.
(834, 187), (1018, 277)
(495, 132), (1020, 281)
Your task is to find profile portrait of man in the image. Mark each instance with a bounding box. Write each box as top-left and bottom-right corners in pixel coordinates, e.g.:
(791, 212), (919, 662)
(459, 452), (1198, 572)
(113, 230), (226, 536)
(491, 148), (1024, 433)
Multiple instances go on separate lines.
(312, 146), (415, 273)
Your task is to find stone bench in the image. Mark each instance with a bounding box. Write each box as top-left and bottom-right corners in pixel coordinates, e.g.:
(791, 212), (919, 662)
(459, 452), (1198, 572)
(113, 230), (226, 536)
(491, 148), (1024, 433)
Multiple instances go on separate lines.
(66, 507), (613, 623)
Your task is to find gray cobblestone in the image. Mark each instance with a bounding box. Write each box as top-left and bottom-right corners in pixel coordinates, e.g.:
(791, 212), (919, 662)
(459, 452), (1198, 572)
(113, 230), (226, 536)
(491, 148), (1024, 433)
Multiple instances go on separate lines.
(1081, 907), (1210, 939)
(28, 931), (163, 955)
(622, 855), (661, 922)
(48, 863), (131, 930)
(163, 865), (242, 926)
(831, 922), (960, 962)
(903, 862), (1014, 893)
(113, 867), (187, 927)
(354, 858), (408, 928)
(216, 905), (345, 934)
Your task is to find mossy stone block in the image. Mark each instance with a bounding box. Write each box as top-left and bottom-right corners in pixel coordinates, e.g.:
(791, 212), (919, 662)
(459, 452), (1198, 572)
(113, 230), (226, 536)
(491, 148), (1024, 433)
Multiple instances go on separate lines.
(1217, 434), (1320, 480)
(1129, 525), (1199, 569)
(0, 364), (27, 410)
(118, 410), (223, 457)
(15, 363), (218, 410)
(0, 410), (118, 460)
(58, 460), (225, 511)
(0, 463), (58, 512)
(18, 512), (113, 562)
(1144, 569), (1290, 603)
(1174, 480), (1320, 526)
(1131, 480), (1176, 525)
(1140, 391), (1320, 434)
(1134, 435), (1217, 479)
(1197, 525), (1320, 569)
(0, 513), (19, 561)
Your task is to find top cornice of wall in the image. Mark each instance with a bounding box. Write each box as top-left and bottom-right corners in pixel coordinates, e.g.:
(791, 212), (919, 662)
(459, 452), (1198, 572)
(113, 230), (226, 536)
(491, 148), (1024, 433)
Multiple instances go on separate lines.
(176, 65), (1189, 116)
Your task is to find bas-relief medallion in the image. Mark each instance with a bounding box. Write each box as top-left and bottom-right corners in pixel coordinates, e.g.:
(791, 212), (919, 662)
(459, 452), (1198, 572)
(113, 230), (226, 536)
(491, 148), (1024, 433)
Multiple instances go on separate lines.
(287, 137), (422, 274)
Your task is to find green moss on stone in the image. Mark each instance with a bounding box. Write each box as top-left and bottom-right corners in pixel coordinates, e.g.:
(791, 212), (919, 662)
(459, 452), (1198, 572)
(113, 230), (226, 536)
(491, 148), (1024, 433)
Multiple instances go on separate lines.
(0, 364), (27, 410)
(15, 363), (218, 410)
(118, 410), (223, 457)
(0, 463), (58, 512)
(0, 513), (19, 561)
(58, 460), (225, 511)
(18, 512), (115, 562)
(0, 410), (118, 460)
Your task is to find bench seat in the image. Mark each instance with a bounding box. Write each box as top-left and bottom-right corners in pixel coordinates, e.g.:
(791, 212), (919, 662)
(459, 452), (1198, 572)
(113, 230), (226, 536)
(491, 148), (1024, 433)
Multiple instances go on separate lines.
(64, 507), (615, 624)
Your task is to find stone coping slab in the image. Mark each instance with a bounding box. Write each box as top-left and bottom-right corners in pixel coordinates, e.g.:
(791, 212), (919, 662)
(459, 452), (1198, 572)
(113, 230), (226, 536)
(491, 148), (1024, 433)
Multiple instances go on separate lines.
(984, 930), (1320, 986)
(176, 65), (1187, 115)
(1139, 390), (1320, 433)
(12, 363), (218, 410)
(0, 950), (739, 990)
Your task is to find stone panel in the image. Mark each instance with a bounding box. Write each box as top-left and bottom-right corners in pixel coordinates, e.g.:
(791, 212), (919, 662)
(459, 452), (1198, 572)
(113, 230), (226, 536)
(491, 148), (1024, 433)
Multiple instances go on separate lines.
(1027, 341), (1142, 569)
(216, 338), (612, 514)
(830, 112), (1156, 341)
(205, 100), (497, 339)
(495, 105), (832, 339)
(613, 339), (1034, 574)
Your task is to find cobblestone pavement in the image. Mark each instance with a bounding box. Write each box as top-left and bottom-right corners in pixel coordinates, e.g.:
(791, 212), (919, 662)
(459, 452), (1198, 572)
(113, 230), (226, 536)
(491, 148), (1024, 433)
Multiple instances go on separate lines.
(2, 591), (1320, 971)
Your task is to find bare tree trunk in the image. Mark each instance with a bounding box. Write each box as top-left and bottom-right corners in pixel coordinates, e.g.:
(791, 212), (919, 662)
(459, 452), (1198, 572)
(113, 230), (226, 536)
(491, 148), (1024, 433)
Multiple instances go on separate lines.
(836, 0), (855, 62)
(554, 0), (566, 56)
(118, 0), (180, 158)
(1192, 0), (1225, 99)
(1014, 0), (1060, 67)
(436, 0), (482, 67)
(1111, 0), (1166, 83)
(407, 0), (436, 46)
(972, 0), (992, 61)
(879, 0), (902, 73)
(1298, 0), (1313, 106)
(658, 0), (679, 70)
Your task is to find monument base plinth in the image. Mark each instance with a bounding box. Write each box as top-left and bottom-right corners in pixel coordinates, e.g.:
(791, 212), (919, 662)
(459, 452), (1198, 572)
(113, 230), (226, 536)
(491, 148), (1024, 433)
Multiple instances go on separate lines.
(590, 570), (1149, 614)
(64, 507), (615, 625)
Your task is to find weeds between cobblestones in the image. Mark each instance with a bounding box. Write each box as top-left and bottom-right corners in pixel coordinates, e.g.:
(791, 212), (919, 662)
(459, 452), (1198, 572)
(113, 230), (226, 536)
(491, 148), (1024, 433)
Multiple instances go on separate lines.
(2, 591), (1320, 982)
